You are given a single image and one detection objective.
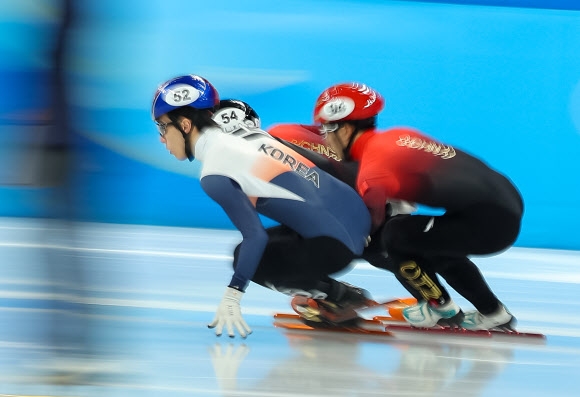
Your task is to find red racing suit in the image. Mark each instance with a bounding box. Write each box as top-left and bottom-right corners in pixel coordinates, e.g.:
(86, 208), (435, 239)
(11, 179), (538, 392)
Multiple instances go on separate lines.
(350, 127), (523, 234)
(349, 126), (524, 313)
(268, 124), (340, 161)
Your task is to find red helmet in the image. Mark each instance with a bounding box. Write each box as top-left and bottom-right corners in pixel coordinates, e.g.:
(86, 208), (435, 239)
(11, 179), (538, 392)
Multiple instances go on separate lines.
(313, 82), (384, 124)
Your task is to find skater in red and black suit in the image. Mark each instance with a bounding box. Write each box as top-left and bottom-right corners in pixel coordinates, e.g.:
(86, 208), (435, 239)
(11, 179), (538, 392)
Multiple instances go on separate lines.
(282, 82), (523, 331)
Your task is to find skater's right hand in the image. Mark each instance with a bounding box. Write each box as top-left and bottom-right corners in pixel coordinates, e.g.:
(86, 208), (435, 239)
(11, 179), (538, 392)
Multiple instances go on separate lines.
(386, 200), (418, 217)
(208, 287), (253, 338)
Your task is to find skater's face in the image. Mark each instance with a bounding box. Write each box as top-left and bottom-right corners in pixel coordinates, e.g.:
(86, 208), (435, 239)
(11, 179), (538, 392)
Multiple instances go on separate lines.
(157, 115), (196, 161)
(324, 124), (352, 161)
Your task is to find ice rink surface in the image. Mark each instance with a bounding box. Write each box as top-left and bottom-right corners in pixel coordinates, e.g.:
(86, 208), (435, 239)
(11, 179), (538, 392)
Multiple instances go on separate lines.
(0, 218), (578, 396)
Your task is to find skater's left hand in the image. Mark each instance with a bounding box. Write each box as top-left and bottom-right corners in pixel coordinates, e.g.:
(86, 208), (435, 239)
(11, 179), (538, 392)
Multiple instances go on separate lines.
(208, 287), (253, 338)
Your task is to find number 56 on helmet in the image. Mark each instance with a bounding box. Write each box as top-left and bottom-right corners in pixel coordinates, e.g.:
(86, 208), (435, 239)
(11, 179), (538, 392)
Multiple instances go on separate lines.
(313, 82), (385, 124)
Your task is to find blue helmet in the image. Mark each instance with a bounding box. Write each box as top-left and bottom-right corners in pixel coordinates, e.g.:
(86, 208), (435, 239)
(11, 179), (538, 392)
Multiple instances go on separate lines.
(151, 74), (220, 120)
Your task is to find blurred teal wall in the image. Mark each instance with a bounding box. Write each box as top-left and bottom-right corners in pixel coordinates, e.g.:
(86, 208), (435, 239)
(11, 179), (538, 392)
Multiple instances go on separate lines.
(1, 0), (580, 249)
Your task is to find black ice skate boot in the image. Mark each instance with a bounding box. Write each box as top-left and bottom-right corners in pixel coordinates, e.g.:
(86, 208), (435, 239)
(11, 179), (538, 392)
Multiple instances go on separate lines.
(291, 281), (374, 327)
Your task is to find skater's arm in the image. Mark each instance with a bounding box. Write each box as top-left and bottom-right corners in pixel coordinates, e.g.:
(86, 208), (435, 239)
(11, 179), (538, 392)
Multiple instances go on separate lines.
(200, 174), (267, 291)
(201, 175), (266, 338)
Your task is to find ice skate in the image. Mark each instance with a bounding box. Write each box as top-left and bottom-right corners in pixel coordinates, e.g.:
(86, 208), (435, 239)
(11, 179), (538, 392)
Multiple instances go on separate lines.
(461, 303), (517, 331)
(291, 282), (374, 326)
(402, 299), (464, 328)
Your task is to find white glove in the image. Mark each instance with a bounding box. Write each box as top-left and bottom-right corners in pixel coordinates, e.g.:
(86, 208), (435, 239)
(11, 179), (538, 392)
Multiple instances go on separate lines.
(208, 287), (252, 338)
(388, 200), (418, 216)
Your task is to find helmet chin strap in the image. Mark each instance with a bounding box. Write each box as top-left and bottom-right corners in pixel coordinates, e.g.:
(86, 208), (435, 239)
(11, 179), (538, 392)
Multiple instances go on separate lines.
(184, 132), (194, 161)
(171, 118), (195, 161)
(343, 127), (359, 161)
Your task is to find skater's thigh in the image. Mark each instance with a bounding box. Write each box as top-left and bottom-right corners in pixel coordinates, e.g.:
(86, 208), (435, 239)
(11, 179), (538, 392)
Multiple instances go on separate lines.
(380, 213), (477, 257)
(254, 235), (355, 285)
(381, 207), (519, 257)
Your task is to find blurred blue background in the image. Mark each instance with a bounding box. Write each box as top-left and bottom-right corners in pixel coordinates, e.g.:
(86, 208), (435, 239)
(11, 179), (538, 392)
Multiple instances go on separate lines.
(1, 0), (579, 249)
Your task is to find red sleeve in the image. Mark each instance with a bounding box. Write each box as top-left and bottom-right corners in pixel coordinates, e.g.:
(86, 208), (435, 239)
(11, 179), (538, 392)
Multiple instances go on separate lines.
(360, 185), (388, 233)
(356, 133), (403, 231)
